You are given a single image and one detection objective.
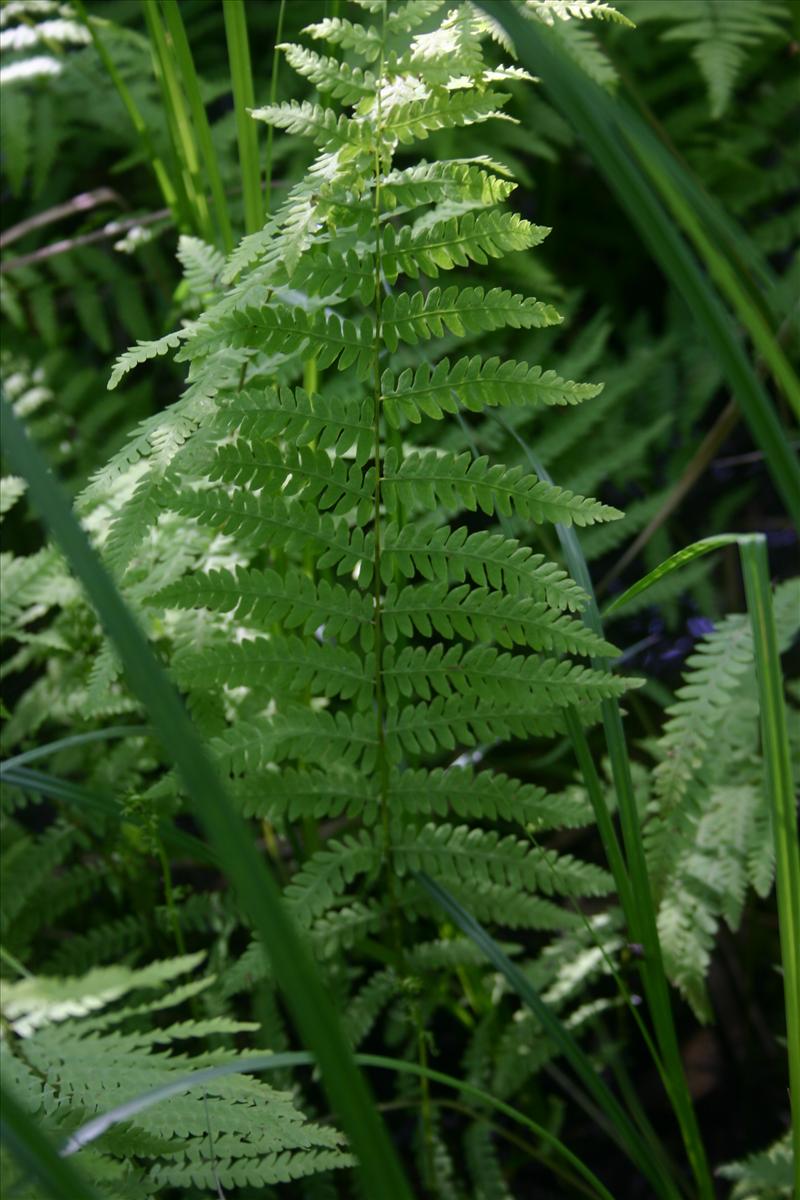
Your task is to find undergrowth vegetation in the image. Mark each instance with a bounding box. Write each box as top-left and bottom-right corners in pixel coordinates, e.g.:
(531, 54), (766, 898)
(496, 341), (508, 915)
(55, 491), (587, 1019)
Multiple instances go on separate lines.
(1, 2), (798, 1198)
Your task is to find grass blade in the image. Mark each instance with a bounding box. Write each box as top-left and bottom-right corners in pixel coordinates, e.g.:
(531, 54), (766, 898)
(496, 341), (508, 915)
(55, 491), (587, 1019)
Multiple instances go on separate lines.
(161, 1), (234, 252)
(0, 763), (219, 867)
(142, 0), (213, 244)
(0, 397), (413, 1200)
(491, 411), (713, 1200)
(739, 536), (800, 1192)
(1, 725), (149, 771)
(477, 0), (800, 530)
(73, 0), (181, 222)
(265, 0), (287, 216)
(604, 535), (740, 616)
(223, 0), (262, 234)
(417, 872), (680, 1200)
(1, 1083), (101, 1200)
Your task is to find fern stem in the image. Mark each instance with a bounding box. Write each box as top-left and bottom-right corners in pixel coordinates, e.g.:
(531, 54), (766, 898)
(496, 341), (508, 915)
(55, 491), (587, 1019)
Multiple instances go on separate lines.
(369, 3), (393, 905)
(156, 841), (186, 957)
(415, 1006), (435, 1189)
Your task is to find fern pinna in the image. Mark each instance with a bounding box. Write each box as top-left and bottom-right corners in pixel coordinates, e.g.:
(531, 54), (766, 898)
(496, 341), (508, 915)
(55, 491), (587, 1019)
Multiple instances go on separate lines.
(109, 0), (631, 1077)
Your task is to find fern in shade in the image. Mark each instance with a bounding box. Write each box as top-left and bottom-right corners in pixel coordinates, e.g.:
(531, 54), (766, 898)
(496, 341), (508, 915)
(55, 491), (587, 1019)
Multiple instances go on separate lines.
(101, 1), (636, 951)
(0, 955), (351, 1195)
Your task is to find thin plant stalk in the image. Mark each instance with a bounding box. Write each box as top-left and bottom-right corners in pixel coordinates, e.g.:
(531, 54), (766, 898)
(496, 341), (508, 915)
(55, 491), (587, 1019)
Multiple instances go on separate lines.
(72, 0), (180, 221)
(161, 1), (234, 252)
(625, 131), (800, 418)
(223, 0), (262, 234)
(597, 530), (799, 1189)
(142, 0), (213, 244)
(265, 0), (287, 216)
(491, 410), (713, 1200)
(419, 874), (681, 1200)
(739, 536), (800, 1191)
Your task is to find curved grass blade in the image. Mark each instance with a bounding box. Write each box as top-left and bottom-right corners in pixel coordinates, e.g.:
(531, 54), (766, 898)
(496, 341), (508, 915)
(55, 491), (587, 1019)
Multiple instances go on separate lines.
(476, 0), (800, 531)
(1, 1083), (101, 1200)
(72, 0), (181, 223)
(417, 873), (680, 1200)
(603, 535), (740, 616)
(1, 726), (149, 772)
(142, 0), (213, 244)
(0, 397), (413, 1200)
(62, 1049), (615, 1200)
(0, 764), (218, 867)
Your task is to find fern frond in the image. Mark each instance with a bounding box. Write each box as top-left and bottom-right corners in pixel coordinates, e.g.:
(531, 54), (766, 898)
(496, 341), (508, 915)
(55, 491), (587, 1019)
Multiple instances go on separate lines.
(382, 159), (517, 212)
(524, 1), (634, 27)
(157, 567), (374, 647)
(213, 706), (378, 773)
(0, 475), (26, 518)
(382, 355), (601, 425)
(382, 88), (513, 144)
(381, 521), (588, 609)
(386, 0), (444, 35)
(382, 579), (616, 657)
(382, 447), (622, 526)
(249, 99), (370, 151)
(381, 285), (561, 348)
(215, 387), (374, 465)
(303, 15), (383, 62)
(193, 302), (375, 379)
(278, 43), (378, 104)
(174, 636), (372, 707)
(393, 822), (613, 896)
(107, 328), (189, 390)
(717, 1132), (793, 1199)
(283, 832), (380, 925)
(176, 235), (225, 297)
(629, 0), (788, 117)
(380, 210), (549, 279)
(387, 766), (594, 828)
(211, 439), (374, 521)
(382, 641), (633, 706)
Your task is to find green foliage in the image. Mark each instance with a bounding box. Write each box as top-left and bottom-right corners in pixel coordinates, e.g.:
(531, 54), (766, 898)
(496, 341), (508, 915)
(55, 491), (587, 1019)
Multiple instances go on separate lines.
(2, 0), (798, 1195)
(646, 579), (800, 1018)
(626, 0), (790, 118)
(0, 955), (352, 1196)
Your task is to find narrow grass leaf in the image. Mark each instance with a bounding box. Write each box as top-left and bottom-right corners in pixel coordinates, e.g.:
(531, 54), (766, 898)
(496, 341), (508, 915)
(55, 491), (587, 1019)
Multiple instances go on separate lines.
(604, 535), (740, 616)
(223, 0), (262, 234)
(1, 1083), (101, 1200)
(161, 1), (234, 251)
(417, 872), (679, 1200)
(739, 536), (800, 1192)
